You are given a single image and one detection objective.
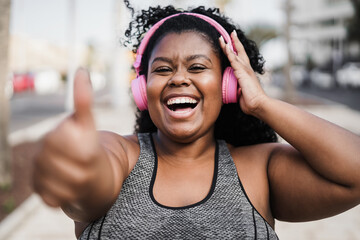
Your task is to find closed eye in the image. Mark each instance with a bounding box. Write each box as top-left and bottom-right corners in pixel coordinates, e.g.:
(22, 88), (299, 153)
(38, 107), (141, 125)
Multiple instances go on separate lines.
(188, 64), (206, 72)
(153, 67), (172, 73)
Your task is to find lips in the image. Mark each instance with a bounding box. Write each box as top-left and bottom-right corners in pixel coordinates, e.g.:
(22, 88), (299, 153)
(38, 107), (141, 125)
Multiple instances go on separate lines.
(165, 96), (199, 112)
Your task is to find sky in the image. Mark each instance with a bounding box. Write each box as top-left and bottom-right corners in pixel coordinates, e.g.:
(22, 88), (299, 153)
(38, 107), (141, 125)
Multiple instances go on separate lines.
(10, 0), (284, 44)
(10, 0), (115, 46)
(9, 0), (286, 68)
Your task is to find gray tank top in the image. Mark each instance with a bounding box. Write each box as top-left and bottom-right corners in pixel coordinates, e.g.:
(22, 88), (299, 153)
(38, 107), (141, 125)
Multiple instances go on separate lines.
(79, 133), (278, 239)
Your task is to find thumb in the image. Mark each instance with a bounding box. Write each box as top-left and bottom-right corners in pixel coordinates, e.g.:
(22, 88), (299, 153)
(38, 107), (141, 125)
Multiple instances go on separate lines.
(73, 68), (94, 127)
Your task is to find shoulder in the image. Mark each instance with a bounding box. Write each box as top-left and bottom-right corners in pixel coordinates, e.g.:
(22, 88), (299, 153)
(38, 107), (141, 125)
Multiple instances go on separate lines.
(98, 131), (140, 154)
(228, 142), (280, 170)
(98, 131), (140, 176)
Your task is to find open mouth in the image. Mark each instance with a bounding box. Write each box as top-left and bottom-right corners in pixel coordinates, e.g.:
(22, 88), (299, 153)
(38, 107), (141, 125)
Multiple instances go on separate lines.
(166, 97), (198, 112)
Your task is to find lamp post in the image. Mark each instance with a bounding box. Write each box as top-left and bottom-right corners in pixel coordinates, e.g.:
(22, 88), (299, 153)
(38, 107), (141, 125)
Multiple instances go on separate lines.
(283, 0), (296, 102)
(65, 0), (76, 112)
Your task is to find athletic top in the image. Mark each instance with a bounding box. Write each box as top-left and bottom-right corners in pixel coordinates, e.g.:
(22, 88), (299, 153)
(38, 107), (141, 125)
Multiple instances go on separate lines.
(79, 133), (278, 239)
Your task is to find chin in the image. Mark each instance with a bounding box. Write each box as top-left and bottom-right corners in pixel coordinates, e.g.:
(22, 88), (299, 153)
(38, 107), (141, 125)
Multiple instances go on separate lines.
(160, 125), (213, 144)
(167, 129), (198, 143)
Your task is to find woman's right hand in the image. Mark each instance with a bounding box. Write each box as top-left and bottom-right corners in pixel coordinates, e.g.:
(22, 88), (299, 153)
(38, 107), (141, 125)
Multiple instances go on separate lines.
(33, 69), (113, 213)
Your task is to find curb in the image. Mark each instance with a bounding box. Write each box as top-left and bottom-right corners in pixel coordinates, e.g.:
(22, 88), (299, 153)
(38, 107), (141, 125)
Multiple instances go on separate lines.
(0, 194), (42, 240)
(8, 112), (68, 147)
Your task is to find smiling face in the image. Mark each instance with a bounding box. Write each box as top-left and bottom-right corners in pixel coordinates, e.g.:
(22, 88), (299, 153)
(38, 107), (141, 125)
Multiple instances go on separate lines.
(146, 31), (223, 143)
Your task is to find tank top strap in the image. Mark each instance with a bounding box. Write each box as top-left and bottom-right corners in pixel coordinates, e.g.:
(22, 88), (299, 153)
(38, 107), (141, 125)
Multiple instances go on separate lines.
(215, 139), (241, 187)
(137, 132), (155, 159)
(124, 132), (155, 187)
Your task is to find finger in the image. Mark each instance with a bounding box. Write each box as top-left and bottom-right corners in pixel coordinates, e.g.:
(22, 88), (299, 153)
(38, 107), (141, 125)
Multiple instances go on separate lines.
(42, 193), (62, 208)
(219, 35), (227, 51)
(34, 171), (78, 207)
(33, 173), (62, 207)
(219, 35), (240, 67)
(230, 31), (250, 65)
(73, 68), (94, 128)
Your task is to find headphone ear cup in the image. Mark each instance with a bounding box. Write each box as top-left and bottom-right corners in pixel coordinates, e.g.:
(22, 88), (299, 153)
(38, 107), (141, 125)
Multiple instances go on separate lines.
(222, 67), (239, 104)
(131, 75), (148, 111)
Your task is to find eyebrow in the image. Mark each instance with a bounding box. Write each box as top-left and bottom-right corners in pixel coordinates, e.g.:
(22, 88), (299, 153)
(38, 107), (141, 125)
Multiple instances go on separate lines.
(151, 54), (212, 66)
(186, 54), (212, 63)
(151, 57), (172, 65)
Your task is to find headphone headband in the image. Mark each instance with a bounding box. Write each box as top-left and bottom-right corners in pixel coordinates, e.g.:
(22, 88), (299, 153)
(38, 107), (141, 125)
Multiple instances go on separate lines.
(131, 12), (240, 111)
(133, 12), (234, 75)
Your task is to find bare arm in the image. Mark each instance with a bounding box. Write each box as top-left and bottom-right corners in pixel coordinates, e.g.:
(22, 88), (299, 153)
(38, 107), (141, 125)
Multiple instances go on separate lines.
(220, 31), (360, 221)
(33, 69), (134, 223)
(258, 98), (360, 221)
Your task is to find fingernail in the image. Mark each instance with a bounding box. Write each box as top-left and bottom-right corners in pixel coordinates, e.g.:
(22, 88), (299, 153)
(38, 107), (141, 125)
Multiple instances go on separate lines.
(219, 35), (224, 43)
(232, 30), (237, 37)
(75, 67), (86, 76)
(76, 67), (90, 78)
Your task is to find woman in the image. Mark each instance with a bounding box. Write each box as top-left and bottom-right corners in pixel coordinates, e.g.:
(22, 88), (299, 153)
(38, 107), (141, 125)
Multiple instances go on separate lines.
(33, 4), (360, 239)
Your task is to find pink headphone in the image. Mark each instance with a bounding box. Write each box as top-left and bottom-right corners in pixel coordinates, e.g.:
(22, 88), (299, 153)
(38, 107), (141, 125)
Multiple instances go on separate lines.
(131, 12), (239, 111)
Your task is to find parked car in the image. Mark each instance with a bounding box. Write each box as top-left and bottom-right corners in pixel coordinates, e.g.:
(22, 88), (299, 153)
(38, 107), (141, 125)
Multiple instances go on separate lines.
(12, 72), (35, 92)
(291, 65), (309, 87)
(336, 62), (360, 88)
(310, 68), (334, 89)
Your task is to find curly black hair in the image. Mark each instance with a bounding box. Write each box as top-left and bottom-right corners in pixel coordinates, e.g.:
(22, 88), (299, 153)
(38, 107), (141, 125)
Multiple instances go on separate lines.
(123, 1), (278, 146)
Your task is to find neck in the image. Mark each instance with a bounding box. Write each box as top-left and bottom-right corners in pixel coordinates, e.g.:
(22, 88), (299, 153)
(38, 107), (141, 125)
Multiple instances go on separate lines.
(153, 130), (216, 166)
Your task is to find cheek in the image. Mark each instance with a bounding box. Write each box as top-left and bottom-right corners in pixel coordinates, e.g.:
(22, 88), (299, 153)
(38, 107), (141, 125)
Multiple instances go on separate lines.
(146, 79), (162, 128)
(198, 77), (223, 119)
(202, 74), (223, 102)
(146, 77), (163, 105)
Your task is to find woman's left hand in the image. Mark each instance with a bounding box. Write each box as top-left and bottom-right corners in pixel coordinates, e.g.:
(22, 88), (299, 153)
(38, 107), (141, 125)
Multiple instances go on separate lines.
(219, 31), (268, 116)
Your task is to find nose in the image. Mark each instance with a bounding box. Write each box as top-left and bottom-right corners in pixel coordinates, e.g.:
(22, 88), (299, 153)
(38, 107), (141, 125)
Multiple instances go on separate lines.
(168, 69), (191, 87)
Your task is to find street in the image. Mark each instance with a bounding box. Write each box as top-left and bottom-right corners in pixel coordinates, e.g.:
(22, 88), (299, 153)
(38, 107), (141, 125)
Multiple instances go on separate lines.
(9, 88), (113, 133)
(10, 91), (66, 133)
(298, 86), (360, 111)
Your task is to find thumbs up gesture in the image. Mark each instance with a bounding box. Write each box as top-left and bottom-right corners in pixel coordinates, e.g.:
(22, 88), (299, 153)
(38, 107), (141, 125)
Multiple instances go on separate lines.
(33, 69), (114, 218)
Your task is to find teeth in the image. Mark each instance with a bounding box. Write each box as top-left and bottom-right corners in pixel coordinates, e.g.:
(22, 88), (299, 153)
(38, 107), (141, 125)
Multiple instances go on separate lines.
(167, 97), (198, 106)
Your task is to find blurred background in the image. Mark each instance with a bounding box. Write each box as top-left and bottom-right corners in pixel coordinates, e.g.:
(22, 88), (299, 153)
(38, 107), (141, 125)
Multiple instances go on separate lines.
(3, 0), (360, 131)
(0, 0), (359, 239)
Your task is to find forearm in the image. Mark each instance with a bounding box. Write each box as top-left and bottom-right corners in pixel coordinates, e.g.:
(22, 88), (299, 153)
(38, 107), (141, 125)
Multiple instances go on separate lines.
(255, 96), (360, 188)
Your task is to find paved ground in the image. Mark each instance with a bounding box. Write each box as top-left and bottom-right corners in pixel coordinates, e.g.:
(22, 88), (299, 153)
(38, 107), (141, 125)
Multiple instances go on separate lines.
(298, 86), (360, 112)
(1, 88), (360, 240)
(276, 205), (360, 240)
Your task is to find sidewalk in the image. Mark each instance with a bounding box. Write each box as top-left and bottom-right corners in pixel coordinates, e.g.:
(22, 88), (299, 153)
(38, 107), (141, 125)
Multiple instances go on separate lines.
(1, 90), (360, 239)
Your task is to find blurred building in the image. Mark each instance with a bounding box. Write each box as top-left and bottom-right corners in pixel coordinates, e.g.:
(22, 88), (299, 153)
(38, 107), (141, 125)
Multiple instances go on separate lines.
(9, 34), (69, 73)
(291, 0), (357, 68)
(8, 34), (114, 95)
(9, 34), (111, 72)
